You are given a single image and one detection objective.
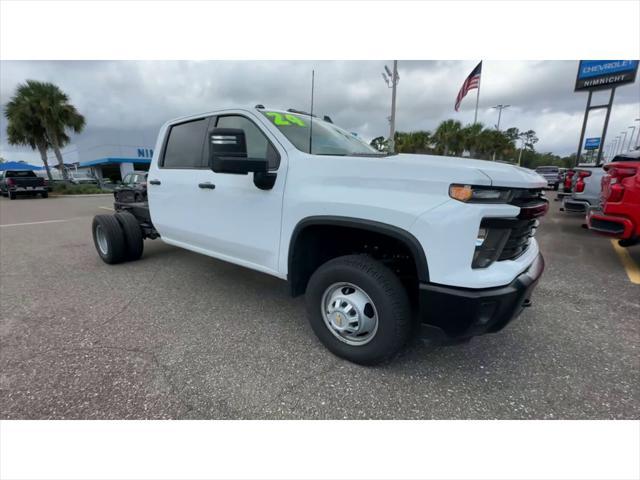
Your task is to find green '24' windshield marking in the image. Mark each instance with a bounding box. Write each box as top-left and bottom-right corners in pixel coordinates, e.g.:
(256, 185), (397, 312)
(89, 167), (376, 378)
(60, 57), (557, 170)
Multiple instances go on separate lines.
(265, 112), (306, 127)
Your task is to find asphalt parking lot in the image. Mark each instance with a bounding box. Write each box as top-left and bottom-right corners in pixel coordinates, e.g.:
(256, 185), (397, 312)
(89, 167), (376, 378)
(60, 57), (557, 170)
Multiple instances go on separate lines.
(0, 194), (638, 419)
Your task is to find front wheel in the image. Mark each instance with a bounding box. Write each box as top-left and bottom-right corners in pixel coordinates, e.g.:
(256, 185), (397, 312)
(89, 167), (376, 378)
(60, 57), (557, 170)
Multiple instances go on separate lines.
(9, 192), (16, 200)
(305, 255), (412, 365)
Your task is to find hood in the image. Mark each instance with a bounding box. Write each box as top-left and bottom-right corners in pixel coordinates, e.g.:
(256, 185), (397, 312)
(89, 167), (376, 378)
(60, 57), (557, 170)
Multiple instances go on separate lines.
(393, 154), (547, 189)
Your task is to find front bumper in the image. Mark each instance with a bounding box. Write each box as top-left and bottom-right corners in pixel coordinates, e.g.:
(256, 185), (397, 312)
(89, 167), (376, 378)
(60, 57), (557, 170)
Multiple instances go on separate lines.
(418, 253), (545, 342)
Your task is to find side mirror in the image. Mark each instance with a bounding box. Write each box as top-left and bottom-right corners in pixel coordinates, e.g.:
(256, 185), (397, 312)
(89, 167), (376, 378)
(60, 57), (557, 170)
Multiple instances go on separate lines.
(209, 128), (268, 174)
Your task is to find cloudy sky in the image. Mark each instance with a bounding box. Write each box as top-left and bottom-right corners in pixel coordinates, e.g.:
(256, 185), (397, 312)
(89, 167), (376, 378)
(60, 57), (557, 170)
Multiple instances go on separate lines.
(1, 60), (639, 164)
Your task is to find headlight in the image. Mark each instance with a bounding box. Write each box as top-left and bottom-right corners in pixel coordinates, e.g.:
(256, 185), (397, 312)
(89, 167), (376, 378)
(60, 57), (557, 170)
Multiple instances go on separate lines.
(449, 184), (514, 203)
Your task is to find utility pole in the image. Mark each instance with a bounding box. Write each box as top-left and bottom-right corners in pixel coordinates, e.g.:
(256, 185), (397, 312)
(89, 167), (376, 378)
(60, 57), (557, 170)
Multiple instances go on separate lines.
(492, 104), (510, 131)
(634, 119), (640, 150)
(517, 137), (525, 166)
(382, 61), (399, 153)
(491, 104), (510, 160)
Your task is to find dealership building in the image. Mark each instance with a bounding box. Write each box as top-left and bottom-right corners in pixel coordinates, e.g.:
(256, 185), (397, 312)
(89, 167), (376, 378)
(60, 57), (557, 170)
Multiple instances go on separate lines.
(72, 145), (154, 182)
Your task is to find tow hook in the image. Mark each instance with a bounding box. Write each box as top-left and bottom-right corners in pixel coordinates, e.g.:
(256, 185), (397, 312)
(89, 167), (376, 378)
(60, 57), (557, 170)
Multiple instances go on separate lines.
(523, 299), (532, 307)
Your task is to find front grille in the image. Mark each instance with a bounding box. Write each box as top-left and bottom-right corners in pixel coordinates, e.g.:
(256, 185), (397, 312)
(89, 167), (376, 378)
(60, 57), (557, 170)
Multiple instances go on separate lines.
(479, 216), (539, 263)
(499, 219), (538, 261)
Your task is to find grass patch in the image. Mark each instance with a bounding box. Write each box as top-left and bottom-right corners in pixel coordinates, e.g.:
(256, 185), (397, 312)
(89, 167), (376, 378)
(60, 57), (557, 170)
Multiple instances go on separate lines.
(51, 183), (106, 195)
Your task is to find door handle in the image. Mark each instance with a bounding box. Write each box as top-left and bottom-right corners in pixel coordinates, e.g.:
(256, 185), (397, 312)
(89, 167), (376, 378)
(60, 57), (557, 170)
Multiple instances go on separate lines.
(149, 179), (161, 185)
(198, 182), (216, 190)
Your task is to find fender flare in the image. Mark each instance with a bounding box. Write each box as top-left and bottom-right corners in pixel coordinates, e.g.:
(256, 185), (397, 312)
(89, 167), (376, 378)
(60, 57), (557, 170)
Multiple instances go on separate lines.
(288, 215), (430, 287)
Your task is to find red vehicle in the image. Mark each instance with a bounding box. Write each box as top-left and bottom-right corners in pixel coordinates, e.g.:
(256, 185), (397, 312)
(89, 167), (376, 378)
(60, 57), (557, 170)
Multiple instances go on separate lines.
(587, 151), (640, 246)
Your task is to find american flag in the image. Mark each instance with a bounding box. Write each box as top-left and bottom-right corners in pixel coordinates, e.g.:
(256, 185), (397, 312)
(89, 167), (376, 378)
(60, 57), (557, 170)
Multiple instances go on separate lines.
(454, 61), (482, 111)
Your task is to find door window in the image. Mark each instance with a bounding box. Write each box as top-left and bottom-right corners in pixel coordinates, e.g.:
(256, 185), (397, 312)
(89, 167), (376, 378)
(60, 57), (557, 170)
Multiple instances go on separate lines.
(162, 118), (209, 168)
(216, 115), (280, 169)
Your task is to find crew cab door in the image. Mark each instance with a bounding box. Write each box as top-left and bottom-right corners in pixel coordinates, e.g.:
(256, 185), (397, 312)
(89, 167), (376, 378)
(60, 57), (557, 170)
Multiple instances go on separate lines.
(148, 113), (287, 277)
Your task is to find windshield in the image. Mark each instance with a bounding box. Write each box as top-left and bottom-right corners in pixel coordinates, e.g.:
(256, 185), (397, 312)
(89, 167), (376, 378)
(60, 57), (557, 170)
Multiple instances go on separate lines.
(260, 110), (382, 156)
(535, 167), (558, 173)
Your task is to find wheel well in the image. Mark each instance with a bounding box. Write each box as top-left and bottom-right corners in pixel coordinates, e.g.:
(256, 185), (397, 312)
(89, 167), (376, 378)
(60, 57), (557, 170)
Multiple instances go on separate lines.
(288, 219), (427, 300)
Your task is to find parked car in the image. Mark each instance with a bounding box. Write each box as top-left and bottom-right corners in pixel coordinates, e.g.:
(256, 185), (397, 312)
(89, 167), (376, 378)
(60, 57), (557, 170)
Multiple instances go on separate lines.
(0, 169), (48, 199)
(113, 171), (148, 205)
(91, 106), (548, 365)
(562, 164), (605, 214)
(69, 172), (99, 185)
(35, 168), (64, 191)
(587, 151), (640, 246)
(535, 166), (561, 190)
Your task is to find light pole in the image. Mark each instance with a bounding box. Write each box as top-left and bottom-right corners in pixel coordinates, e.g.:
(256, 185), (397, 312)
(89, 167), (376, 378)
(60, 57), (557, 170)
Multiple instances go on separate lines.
(626, 126), (636, 152)
(612, 136), (620, 159)
(492, 104), (510, 131)
(634, 119), (640, 150)
(619, 131), (628, 155)
(491, 104), (510, 160)
(382, 61), (399, 153)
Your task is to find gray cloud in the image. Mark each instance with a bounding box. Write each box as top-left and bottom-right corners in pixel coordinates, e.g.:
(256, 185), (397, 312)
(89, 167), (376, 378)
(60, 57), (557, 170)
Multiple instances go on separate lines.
(1, 60), (639, 164)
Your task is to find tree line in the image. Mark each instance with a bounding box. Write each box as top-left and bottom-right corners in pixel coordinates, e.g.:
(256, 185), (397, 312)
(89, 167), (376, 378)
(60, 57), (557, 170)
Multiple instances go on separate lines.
(4, 80), (85, 181)
(370, 119), (575, 169)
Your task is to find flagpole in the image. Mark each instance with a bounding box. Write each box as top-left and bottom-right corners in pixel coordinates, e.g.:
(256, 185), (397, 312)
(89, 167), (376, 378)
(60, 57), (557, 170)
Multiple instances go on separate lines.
(473, 64), (481, 124)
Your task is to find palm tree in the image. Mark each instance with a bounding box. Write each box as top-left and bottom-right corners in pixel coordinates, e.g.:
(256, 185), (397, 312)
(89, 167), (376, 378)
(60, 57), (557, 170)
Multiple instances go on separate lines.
(433, 119), (462, 156)
(394, 130), (432, 154)
(7, 80), (85, 181)
(461, 123), (484, 158)
(477, 129), (516, 161)
(4, 100), (54, 180)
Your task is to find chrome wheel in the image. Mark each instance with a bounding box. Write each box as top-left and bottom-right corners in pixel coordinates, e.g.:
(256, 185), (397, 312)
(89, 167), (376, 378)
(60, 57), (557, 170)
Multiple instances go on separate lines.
(321, 282), (379, 346)
(95, 224), (108, 255)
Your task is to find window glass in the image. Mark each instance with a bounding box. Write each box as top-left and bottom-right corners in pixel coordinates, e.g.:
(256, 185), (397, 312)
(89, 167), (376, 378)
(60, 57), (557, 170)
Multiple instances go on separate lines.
(163, 118), (208, 168)
(216, 115), (280, 169)
(260, 111), (382, 156)
(6, 170), (37, 177)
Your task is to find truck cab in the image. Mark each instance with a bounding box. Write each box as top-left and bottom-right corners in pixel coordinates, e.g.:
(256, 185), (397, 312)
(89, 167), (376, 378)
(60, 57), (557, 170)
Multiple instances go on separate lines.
(93, 106), (548, 364)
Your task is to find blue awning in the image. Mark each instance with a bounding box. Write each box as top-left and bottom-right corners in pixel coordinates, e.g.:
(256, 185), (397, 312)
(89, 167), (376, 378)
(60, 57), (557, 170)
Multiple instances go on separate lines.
(78, 157), (152, 168)
(0, 161), (44, 171)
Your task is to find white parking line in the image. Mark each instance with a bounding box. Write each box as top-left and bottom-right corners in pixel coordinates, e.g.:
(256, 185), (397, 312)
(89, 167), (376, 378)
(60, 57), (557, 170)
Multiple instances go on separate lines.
(98, 206), (114, 211)
(0, 217), (84, 228)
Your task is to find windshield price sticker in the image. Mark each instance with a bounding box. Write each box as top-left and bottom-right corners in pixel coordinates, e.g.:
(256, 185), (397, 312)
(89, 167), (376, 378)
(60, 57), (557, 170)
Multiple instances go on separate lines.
(265, 112), (306, 127)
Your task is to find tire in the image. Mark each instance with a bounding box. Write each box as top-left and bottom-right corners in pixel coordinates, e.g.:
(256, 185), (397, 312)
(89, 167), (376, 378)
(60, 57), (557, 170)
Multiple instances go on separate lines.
(305, 255), (412, 365)
(619, 238), (639, 248)
(115, 211), (144, 261)
(92, 214), (127, 264)
(9, 191), (16, 200)
(41, 191), (48, 198)
(553, 183), (559, 191)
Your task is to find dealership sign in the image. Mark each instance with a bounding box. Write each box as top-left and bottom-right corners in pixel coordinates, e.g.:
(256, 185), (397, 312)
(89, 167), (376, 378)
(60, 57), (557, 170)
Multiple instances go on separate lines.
(137, 148), (154, 158)
(584, 137), (601, 150)
(575, 60), (639, 91)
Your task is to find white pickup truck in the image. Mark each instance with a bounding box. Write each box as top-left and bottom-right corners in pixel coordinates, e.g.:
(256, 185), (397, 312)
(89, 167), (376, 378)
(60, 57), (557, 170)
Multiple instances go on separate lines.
(92, 106), (548, 364)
